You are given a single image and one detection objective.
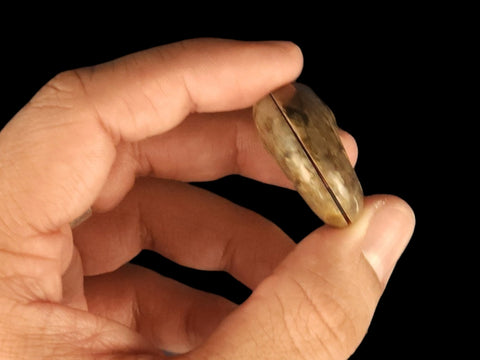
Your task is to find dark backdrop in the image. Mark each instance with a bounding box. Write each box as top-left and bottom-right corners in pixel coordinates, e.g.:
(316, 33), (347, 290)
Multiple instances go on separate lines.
(1, 6), (455, 359)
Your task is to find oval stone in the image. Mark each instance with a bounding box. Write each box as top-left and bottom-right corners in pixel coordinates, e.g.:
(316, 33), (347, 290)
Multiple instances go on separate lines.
(253, 83), (364, 227)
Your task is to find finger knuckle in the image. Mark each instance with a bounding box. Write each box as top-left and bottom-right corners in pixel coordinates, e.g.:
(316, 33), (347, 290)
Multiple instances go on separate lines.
(29, 69), (90, 111)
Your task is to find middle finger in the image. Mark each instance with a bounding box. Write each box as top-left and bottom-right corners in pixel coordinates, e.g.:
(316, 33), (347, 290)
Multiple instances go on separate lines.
(74, 177), (295, 289)
(94, 108), (359, 211)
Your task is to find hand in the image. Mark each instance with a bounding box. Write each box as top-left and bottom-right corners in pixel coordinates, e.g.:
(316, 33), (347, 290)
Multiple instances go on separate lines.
(0, 38), (415, 359)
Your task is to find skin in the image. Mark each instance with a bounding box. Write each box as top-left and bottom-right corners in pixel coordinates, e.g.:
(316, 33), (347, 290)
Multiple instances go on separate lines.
(0, 38), (415, 359)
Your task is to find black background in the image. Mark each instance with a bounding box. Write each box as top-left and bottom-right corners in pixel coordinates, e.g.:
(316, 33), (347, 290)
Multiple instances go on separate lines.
(1, 5), (461, 359)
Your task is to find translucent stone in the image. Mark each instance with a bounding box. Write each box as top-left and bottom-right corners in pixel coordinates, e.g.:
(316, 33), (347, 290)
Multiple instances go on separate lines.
(253, 83), (363, 227)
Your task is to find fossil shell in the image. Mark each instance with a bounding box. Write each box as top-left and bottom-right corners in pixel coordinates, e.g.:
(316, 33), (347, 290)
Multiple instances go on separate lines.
(253, 83), (363, 227)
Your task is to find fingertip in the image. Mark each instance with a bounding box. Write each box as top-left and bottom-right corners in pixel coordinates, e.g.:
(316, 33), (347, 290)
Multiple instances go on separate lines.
(363, 194), (416, 232)
(267, 40), (304, 78)
(240, 40), (304, 105)
(338, 129), (359, 166)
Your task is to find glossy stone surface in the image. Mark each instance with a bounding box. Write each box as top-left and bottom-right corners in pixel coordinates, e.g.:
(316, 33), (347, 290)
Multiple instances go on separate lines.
(253, 83), (363, 227)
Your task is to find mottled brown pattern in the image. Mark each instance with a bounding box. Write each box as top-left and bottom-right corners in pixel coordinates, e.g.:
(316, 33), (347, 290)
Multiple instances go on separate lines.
(253, 83), (363, 227)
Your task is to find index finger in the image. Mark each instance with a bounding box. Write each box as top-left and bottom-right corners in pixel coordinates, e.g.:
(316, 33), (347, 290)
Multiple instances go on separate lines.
(0, 38), (303, 235)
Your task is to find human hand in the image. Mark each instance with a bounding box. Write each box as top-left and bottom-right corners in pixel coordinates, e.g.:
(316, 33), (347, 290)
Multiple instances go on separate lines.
(0, 38), (415, 359)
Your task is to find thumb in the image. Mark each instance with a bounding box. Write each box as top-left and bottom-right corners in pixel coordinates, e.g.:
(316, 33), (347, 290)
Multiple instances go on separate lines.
(184, 195), (415, 360)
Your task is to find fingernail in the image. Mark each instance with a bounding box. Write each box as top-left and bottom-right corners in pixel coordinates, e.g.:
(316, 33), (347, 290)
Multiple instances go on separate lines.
(361, 198), (415, 287)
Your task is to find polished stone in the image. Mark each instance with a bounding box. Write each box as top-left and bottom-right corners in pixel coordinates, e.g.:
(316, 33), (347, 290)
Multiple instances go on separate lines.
(253, 83), (363, 227)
